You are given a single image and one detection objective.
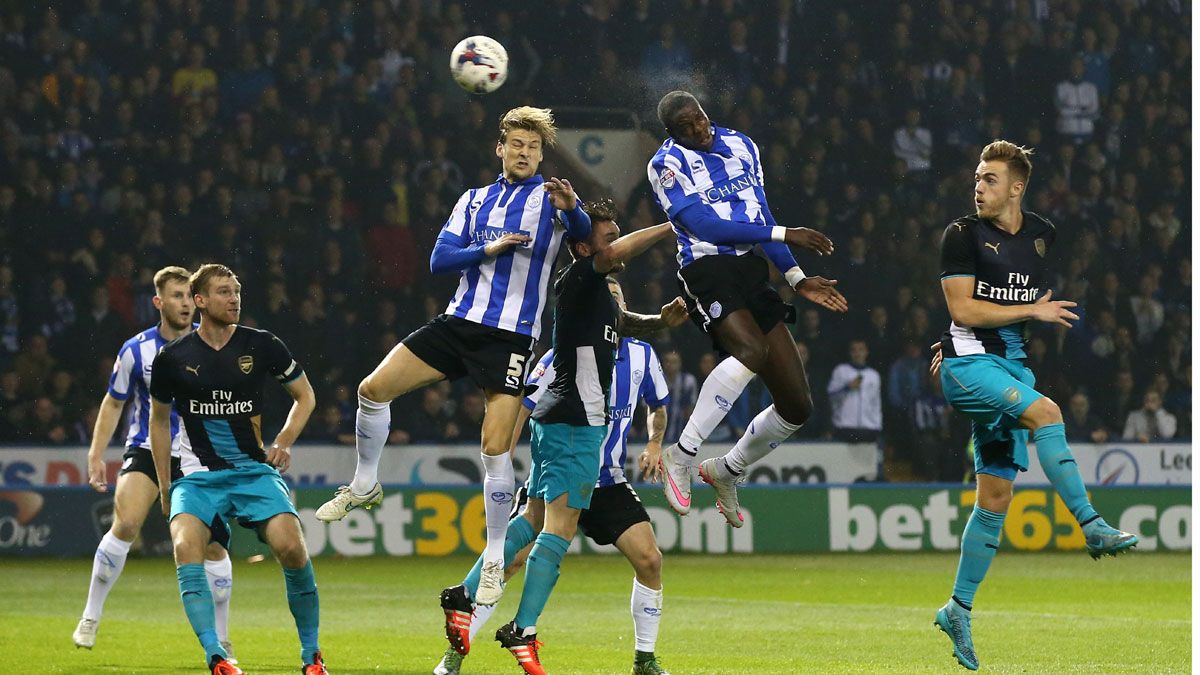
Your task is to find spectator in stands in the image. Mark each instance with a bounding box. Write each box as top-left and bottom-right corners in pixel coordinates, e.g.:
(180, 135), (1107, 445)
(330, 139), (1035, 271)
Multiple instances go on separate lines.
(1123, 389), (1177, 442)
(1064, 392), (1110, 443)
(661, 350), (697, 444)
(1055, 56), (1101, 143)
(892, 108), (932, 174)
(828, 340), (882, 445)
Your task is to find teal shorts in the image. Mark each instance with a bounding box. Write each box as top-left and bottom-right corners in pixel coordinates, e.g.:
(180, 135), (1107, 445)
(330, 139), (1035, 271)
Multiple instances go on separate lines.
(527, 420), (608, 510)
(170, 462), (297, 535)
(940, 353), (1042, 481)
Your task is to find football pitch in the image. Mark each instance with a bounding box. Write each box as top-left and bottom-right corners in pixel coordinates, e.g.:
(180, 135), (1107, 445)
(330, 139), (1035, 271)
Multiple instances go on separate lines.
(4, 552), (1189, 674)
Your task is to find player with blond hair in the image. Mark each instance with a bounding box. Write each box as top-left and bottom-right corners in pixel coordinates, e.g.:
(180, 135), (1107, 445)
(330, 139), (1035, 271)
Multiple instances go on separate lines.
(930, 141), (1137, 670)
(315, 106), (592, 608)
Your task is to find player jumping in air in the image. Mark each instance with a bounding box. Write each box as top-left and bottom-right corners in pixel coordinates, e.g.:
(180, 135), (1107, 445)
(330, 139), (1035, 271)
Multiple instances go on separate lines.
(315, 106), (590, 608)
(149, 264), (323, 674)
(74, 267), (237, 662)
(647, 90), (847, 527)
(929, 141), (1137, 671)
(437, 206), (683, 675)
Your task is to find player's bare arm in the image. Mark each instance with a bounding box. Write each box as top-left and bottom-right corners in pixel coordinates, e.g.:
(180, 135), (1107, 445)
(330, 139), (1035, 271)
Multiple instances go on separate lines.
(267, 372), (317, 474)
(638, 404), (668, 482)
(593, 222), (674, 274)
(86, 393), (126, 492)
(941, 276), (1078, 329)
(149, 398), (174, 516)
(615, 298), (688, 338)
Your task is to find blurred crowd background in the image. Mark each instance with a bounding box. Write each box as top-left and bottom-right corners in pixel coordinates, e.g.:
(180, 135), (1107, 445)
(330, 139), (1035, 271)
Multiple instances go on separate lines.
(0, 0), (1189, 481)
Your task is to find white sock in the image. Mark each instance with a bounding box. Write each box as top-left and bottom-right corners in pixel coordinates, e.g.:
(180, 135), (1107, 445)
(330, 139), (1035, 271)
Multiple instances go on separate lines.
(468, 601), (498, 641)
(678, 357), (755, 458)
(83, 532), (132, 621)
(722, 405), (802, 476)
(481, 452), (515, 562)
(631, 577), (663, 653)
(350, 395), (390, 494)
(205, 555), (233, 643)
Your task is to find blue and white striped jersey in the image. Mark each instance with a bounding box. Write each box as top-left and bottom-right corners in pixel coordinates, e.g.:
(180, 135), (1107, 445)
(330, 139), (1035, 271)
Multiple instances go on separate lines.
(107, 325), (182, 453)
(647, 125), (771, 268)
(440, 174), (571, 340)
(525, 338), (671, 487)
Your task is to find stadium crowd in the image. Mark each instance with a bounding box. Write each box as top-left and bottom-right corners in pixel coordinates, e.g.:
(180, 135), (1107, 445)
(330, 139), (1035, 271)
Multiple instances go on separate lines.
(0, 0), (1189, 481)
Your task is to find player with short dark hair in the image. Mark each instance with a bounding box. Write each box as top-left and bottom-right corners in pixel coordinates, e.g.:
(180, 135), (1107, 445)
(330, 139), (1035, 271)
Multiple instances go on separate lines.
(436, 277), (678, 675)
(929, 141), (1137, 671)
(647, 90), (847, 527)
(149, 264), (323, 675)
(470, 201), (682, 674)
(315, 106), (591, 608)
(74, 267), (237, 661)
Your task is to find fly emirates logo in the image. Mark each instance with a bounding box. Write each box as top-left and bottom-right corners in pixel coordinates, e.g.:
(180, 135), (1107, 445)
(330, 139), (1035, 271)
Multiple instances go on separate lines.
(189, 390), (254, 416)
(976, 273), (1040, 302)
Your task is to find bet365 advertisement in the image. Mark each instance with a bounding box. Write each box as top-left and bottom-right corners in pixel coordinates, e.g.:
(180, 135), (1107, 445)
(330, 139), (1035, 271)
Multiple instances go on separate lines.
(1, 485), (1187, 557)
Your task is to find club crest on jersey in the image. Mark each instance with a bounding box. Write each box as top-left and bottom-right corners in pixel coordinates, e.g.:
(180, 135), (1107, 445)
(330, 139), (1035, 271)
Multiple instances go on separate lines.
(1034, 238), (1046, 258)
(1003, 386), (1021, 405)
(659, 168), (676, 189)
(238, 355), (254, 374)
(633, 369), (644, 385)
(528, 193), (542, 209)
(709, 301), (723, 318)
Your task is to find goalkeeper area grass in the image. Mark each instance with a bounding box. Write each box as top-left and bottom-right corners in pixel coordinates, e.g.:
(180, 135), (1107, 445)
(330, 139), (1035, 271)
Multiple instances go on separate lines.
(6, 552), (1189, 673)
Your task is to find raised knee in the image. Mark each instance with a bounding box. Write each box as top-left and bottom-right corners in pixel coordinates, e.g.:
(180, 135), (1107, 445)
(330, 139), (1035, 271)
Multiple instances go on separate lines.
(358, 378), (383, 404)
(1027, 397), (1063, 427)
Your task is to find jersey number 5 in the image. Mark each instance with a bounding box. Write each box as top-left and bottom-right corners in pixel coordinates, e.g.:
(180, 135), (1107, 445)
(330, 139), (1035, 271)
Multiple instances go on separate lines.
(505, 353), (527, 390)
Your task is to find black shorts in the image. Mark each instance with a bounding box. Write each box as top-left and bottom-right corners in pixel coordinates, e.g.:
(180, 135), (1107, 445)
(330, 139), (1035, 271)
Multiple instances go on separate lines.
(578, 482), (652, 546)
(401, 314), (535, 396)
(118, 446), (182, 486)
(677, 254), (789, 339)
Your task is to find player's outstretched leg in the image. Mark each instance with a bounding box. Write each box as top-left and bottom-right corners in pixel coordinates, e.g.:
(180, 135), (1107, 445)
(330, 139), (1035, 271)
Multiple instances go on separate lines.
(1022, 401), (1138, 558)
(316, 394), (387, 522)
(663, 356), (756, 515)
(496, 620), (546, 675)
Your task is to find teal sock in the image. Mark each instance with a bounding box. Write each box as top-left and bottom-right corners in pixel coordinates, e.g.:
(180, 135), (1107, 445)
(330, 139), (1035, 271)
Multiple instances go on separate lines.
(1033, 423), (1100, 526)
(464, 516), (536, 602)
(283, 561), (320, 665)
(177, 563), (225, 662)
(952, 506), (1005, 608)
(514, 532), (569, 630)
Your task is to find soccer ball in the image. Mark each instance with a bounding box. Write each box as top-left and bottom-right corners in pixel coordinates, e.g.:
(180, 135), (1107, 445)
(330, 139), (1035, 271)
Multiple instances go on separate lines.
(450, 36), (508, 94)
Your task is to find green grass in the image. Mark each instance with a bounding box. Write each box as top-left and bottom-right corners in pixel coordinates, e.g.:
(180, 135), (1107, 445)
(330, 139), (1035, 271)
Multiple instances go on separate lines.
(2, 553), (1189, 673)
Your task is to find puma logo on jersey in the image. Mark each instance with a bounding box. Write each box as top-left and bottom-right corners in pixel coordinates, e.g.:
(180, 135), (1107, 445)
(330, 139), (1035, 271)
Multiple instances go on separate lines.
(185, 365), (200, 376)
(984, 242), (1000, 254)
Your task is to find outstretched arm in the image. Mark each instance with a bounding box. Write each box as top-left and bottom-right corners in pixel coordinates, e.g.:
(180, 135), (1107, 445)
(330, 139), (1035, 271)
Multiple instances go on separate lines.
(593, 222), (674, 274)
